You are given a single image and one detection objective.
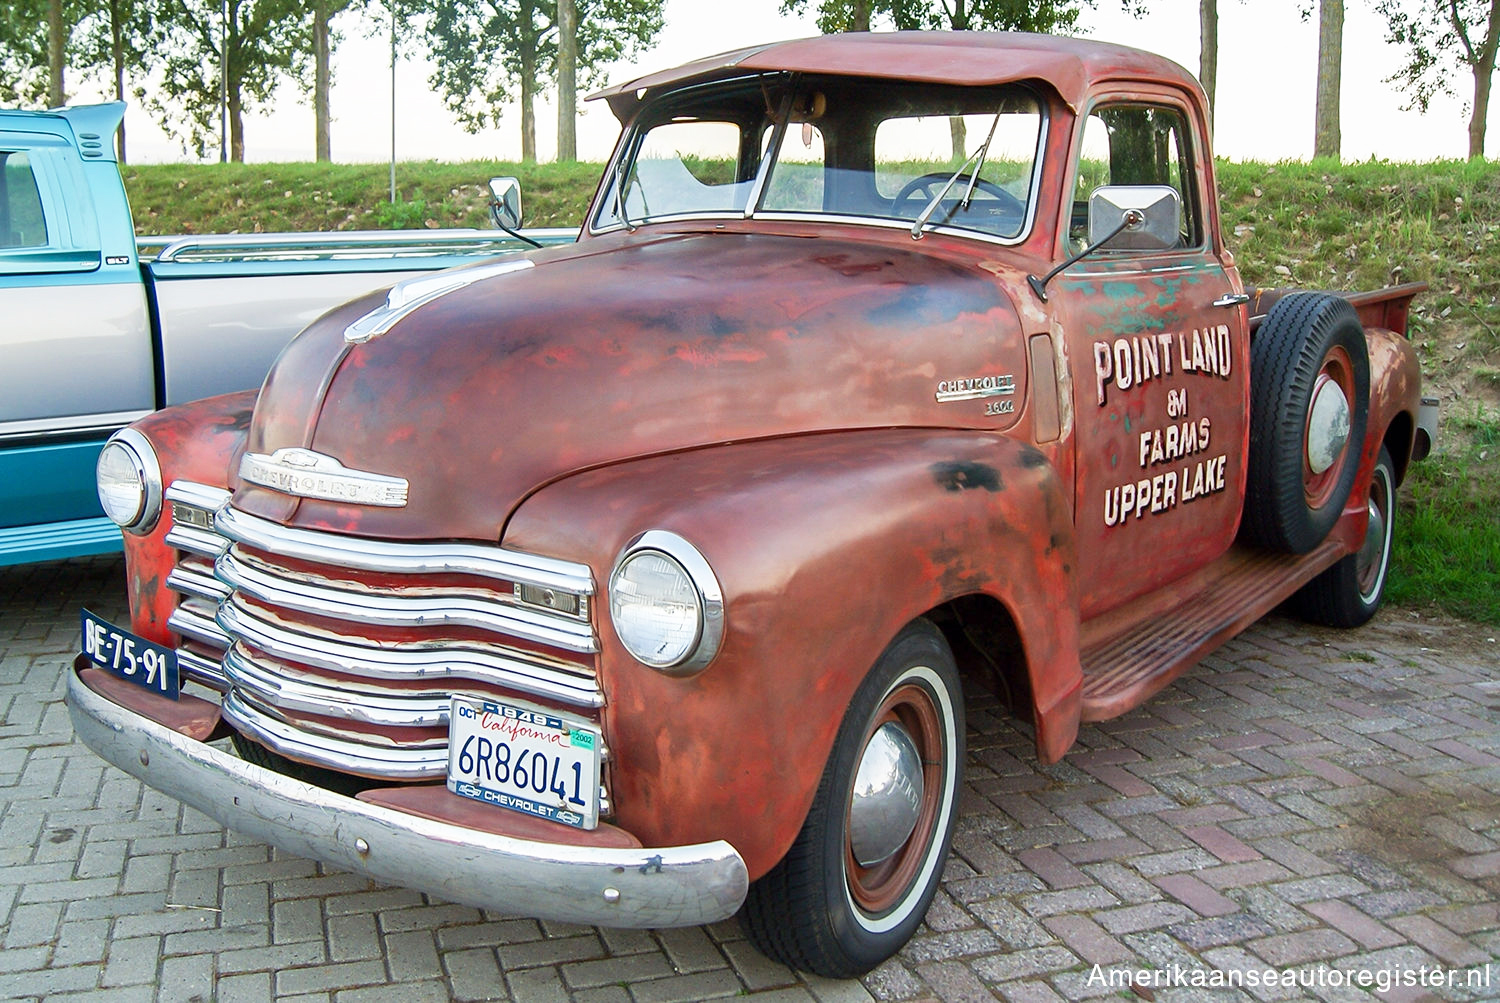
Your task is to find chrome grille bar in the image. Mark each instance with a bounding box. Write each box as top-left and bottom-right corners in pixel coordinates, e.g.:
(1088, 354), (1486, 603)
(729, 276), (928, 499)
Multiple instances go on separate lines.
(222, 691), (447, 778)
(218, 599), (603, 708)
(216, 505), (595, 596)
(216, 548), (598, 654)
(167, 600), (231, 649)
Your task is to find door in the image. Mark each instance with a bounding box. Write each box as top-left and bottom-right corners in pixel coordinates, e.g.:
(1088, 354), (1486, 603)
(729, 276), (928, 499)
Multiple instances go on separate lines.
(1055, 98), (1249, 620)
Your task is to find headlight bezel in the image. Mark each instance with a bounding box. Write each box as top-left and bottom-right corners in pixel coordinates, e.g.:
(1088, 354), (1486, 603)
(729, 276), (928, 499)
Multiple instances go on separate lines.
(96, 428), (163, 535)
(608, 530), (724, 675)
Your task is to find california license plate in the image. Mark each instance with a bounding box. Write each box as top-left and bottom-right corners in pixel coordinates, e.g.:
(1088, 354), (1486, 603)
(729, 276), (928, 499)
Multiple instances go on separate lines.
(447, 697), (600, 829)
(80, 608), (180, 699)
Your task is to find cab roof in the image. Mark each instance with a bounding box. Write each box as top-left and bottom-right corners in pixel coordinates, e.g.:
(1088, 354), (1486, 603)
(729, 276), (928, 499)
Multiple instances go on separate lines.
(590, 31), (1200, 120)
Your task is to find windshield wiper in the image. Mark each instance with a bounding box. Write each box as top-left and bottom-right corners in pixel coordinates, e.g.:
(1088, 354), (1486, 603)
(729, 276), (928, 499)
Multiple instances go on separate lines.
(911, 109), (1003, 239)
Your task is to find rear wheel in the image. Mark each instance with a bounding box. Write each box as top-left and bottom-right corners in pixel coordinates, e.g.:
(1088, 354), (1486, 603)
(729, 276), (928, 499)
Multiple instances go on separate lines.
(739, 620), (963, 978)
(1242, 293), (1370, 553)
(1290, 446), (1397, 627)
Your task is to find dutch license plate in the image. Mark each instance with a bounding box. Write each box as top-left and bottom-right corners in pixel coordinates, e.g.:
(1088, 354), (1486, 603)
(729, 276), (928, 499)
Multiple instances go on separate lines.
(447, 697), (600, 829)
(80, 608), (180, 699)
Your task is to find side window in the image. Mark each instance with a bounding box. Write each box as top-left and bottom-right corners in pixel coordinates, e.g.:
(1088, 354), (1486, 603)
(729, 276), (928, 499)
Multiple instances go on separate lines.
(761, 123), (826, 213)
(0, 151), (49, 249)
(601, 120), (752, 224)
(1071, 104), (1201, 251)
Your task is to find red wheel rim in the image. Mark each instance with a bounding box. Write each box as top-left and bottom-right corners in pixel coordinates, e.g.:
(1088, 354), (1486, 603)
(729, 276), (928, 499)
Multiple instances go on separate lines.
(845, 683), (943, 915)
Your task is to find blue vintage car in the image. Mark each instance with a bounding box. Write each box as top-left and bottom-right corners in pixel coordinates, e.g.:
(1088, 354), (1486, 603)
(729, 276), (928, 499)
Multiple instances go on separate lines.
(0, 102), (574, 565)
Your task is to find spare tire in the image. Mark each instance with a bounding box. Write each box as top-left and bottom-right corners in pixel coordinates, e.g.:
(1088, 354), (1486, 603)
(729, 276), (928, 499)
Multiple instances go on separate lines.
(1242, 292), (1369, 553)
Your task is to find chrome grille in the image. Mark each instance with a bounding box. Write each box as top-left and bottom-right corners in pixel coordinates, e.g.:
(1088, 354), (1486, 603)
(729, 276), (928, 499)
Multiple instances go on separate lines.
(160, 481), (604, 784)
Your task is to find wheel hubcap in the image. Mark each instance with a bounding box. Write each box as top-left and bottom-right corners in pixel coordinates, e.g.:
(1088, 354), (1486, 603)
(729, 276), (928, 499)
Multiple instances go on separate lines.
(1303, 346), (1357, 508)
(849, 722), (925, 868)
(1306, 376), (1351, 475)
(845, 682), (943, 915)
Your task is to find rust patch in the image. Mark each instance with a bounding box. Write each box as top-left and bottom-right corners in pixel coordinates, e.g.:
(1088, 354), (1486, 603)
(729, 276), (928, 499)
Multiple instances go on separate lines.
(931, 460), (1002, 493)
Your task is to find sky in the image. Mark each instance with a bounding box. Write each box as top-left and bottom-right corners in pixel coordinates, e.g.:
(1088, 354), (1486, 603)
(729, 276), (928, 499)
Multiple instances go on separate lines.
(93, 0), (1498, 165)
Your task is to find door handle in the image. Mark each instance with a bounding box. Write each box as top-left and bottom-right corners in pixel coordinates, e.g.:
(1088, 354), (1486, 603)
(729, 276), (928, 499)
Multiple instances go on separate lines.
(1213, 292), (1250, 308)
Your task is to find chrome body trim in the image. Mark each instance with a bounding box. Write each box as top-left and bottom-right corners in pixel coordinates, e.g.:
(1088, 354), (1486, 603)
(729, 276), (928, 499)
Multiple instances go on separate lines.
(178, 650), (230, 692)
(223, 690), (448, 777)
(165, 523), (231, 559)
(611, 530), (724, 675)
(217, 599), (604, 709)
(165, 481), (233, 512)
(100, 428), (164, 535)
(0, 409), (150, 441)
(166, 565), (231, 603)
(215, 505), (594, 596)
(344, 259), (534, 344)
(146, 228), (578, 263)
(67, 663), (748, 929)
(216, 549), (598, 654)
(224, 646), (453, 727)
(167, 601), (231, 649)
(239, 448), (409, 507)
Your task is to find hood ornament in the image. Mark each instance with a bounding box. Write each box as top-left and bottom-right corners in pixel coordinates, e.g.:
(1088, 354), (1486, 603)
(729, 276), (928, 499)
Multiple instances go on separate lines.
(240, 448), (409, 507)
(344, 258), (535, 345)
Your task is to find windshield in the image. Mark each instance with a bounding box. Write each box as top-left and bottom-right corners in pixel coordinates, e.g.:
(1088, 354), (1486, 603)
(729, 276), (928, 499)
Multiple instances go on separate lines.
(593, 76), (1044, 241)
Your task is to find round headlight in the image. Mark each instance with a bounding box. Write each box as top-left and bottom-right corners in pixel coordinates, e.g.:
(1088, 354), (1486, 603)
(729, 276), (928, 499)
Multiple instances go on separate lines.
(609, 531), (724, 674)
(96, 429), (163, 534)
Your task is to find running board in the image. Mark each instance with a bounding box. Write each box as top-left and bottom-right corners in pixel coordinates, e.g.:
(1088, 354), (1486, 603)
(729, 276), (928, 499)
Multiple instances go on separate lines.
(1079, 539), (1347, 722)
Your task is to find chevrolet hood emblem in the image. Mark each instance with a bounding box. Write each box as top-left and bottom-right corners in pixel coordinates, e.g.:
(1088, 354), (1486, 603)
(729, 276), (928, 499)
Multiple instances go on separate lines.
(239, 448), (409, 507)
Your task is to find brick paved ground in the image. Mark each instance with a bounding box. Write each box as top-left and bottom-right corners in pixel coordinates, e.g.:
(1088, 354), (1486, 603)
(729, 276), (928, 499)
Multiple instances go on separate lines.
(2, 554), (1497, 1002)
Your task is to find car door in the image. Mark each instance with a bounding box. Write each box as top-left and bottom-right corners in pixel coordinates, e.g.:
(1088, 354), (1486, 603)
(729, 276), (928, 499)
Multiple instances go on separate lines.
(1054, 93), (1250, 620)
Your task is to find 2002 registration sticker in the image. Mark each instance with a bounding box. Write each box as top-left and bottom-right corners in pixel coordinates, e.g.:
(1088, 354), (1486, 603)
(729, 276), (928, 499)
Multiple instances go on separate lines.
(446, 697), (600, 829)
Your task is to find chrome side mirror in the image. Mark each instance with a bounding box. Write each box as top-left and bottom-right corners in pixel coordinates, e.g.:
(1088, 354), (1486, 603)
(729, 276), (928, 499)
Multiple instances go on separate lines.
(1088, 185), (1181, 250)
(488, 177), (523, 230)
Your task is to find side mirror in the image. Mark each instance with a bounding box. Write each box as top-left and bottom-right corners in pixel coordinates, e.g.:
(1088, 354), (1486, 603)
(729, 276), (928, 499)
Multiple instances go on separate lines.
(1088, 185), (1181, 250)
(488, 177), (523, 230)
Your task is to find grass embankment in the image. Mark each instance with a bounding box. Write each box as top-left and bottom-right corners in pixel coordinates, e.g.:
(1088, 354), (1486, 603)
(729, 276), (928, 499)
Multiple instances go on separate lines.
(122, 159), (1500, 625)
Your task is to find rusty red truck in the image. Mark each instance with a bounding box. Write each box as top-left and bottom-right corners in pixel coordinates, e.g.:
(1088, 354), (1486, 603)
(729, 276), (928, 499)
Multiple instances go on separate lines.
(69, 32), (1436, 976)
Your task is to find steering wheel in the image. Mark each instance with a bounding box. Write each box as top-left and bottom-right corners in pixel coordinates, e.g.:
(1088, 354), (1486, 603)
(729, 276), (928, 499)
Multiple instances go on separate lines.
(891, 172), (1025, 225)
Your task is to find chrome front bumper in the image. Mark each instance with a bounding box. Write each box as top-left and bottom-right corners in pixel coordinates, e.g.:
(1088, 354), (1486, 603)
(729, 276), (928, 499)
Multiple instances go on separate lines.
(66, 664), (749, 929)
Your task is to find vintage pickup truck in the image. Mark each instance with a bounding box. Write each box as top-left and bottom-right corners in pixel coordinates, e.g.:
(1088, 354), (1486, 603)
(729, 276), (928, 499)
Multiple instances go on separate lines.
(0, 101), (571, 566)
(69, 33), (1437, 976)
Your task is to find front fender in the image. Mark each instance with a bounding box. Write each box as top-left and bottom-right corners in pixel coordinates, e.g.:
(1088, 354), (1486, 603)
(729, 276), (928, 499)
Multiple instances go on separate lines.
(504, 428), (1081, 879)
(121, 391), (256, 643)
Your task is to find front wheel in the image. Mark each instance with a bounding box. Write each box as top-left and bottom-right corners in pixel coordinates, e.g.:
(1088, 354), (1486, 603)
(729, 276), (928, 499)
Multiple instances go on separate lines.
(1289, 446), (1397, 627)
(739, 620), (964, 978)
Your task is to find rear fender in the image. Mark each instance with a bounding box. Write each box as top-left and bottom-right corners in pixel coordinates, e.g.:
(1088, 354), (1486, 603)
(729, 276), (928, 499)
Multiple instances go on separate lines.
(120, 391), (256, 643)
(505, 428), (1082, 879)
(1363, 326), (1423, 485)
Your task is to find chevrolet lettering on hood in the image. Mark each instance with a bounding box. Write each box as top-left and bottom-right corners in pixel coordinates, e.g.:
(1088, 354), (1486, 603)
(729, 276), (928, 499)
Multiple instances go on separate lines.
(239, 447), (409, 507)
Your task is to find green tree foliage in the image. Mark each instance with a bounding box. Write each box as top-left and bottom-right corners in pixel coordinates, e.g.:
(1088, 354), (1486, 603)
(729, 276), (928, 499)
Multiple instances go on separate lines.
(1377, 0), (1499, 159)
(0, 0), (69, 105)
(72, 0), (157, 160)
(141, 0), (310, 162)
(413, 0), (662, 162)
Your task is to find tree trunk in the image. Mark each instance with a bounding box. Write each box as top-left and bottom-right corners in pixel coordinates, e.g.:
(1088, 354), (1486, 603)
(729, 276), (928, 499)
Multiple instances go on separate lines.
(315, 1), (332, 161)
(1466, 0), (1500, 158)
(1199, 0), (1217, 128)
(47, 0), (66, 106)
(950, 118), (966, 163)
(111, 0), (126, 161)
(1313, 0), (1343, 160)
(230, 89), (245, 163)
(557, 0), (577, 161)
(520, 46), (536, 163)
(849, 0), (870, 31)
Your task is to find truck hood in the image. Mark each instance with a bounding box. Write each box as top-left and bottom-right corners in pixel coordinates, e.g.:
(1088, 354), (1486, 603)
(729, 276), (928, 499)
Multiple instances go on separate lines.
(233, 230), (1028, 541)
